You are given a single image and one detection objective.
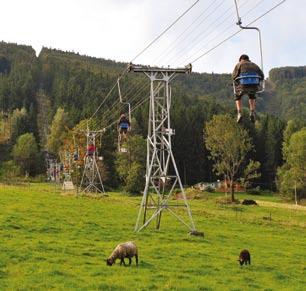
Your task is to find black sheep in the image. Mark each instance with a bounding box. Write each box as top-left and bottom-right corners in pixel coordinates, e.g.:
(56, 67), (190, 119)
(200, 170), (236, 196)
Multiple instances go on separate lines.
(238, 249), (251, 266)
(242, 199), (257, 205)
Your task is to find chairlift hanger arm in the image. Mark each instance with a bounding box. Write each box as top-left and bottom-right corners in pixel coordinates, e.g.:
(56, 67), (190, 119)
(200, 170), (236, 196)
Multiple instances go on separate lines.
(117, 78), (132, 127)
(233, 0), (264, 72)
(117, 78), (130, 106)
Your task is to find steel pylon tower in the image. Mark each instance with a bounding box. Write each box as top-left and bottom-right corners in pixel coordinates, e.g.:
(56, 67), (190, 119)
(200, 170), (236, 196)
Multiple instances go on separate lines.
(80, 130), (105, 194)
(130, 64), (198, 233)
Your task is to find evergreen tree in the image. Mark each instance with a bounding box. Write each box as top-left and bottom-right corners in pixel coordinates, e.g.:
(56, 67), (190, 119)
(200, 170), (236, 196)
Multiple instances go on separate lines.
(172, 96), (222, 185)
(10, 107), (31, 144)
(115, 134), (146, 194)
(255, 115), (285, 190)
(2, 41), (306, 184)
(100, 128), (119, 188)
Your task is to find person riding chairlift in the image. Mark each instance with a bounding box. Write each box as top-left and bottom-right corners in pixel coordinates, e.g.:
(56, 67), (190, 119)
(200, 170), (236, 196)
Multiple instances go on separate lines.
(86, 142), (96, 157)
(118, 113), (130, 142)
(73, 150), (79, 161)
(232, 54), (264, 123)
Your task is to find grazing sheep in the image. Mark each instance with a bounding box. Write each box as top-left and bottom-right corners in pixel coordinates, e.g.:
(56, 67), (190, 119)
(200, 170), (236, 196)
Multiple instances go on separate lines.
(242, 199), (258, 205)
(106, 241), (138, 267)
(189, 230), (204, 237)
(238, 249), (251, 266)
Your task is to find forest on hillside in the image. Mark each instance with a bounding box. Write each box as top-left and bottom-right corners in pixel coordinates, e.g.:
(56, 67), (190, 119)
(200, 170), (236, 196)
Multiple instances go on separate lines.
(0, 42), (305, 201)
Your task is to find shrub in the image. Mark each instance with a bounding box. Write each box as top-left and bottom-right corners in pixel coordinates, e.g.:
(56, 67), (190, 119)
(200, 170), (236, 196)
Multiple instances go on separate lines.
(125, 162), (145, 194)
(0, 160), (22, 183)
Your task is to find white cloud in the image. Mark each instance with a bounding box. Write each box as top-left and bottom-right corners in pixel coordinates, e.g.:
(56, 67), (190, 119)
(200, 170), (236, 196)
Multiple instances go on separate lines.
(0, 0), (304, 75)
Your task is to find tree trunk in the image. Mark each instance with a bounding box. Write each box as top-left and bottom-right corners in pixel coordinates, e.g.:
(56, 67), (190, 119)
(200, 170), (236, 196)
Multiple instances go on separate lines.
(230, 180), (235, 202)
(294, 181), (298, 205)
(224, 176), (228, 198)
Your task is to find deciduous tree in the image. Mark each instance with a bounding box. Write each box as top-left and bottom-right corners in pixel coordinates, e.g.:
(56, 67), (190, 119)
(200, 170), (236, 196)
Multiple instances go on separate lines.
(12, 133), (40, 175)
(47, 107), (69, 156)
(205, 114), (255, 201)
(278, 127), (306, 202)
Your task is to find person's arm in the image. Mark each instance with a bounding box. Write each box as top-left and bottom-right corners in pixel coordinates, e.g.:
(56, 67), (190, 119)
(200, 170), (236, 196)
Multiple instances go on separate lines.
(258, 67), (264, 80)
(252, 63), (264, 79)
(232, 63), (240, 80)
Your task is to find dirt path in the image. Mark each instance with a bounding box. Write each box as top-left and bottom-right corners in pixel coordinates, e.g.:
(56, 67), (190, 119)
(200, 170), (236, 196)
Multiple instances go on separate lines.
(256, 200), (306, 211)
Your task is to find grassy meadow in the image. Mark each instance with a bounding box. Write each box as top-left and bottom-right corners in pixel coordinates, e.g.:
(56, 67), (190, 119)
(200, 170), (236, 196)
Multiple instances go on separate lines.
(0, 183), (305, 290)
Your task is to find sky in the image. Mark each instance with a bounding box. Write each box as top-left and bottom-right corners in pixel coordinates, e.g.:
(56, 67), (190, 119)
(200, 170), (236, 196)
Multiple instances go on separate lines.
(0, 0), (304, 76)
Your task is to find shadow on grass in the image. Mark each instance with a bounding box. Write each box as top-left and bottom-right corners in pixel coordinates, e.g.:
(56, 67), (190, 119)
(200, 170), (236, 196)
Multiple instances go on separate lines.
(138, 260), (154, 269)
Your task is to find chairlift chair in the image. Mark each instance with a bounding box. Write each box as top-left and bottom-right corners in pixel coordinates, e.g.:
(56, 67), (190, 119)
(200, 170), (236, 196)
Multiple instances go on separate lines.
(117, 78), (131, 153)
(233, 0), (265, 95)
(233, 72), (264, 95)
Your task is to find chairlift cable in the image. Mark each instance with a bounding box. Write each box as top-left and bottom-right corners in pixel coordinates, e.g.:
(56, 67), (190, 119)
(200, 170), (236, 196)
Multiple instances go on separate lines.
(102, 96), (150, 131)
(91, 80), (149, 130)
(152, 0), (225, 64)
(90, 81), (149, 132)
(87, 0), (285, 132)
(168, 0), (256, 67)
(103, 80), (147, 118)
(176, 0), (263, 67)
(165, 0), (239, 66)
(88, 0), (200, 123)
(189, 0), (287, 65)
(99, 83), (149, 130)
(130, 0), (200, 64)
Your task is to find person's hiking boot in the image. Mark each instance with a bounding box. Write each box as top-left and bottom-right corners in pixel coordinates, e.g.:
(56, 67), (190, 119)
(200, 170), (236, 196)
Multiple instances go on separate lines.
(249, 111), (256, 123)
(237, 112), (242, 123)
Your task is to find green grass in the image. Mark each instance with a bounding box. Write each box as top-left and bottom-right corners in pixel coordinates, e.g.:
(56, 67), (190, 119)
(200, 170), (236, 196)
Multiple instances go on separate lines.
(0, 183), (305, 290)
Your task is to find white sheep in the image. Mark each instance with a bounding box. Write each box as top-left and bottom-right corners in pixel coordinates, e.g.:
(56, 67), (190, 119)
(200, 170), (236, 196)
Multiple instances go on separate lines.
(106, 241), (138, 266)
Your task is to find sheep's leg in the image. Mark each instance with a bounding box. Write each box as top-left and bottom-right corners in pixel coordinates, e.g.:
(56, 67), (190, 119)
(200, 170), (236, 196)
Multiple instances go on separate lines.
(120, 258), (126, 266)
(128, 258), (132, 265)
(135, 254), (138, 266)
(248, 258), (251, 265)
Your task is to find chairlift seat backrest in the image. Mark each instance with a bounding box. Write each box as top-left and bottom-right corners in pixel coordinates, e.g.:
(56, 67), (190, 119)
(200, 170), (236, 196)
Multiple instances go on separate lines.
(236, 72), (261, 85)
(119, 122), (129, 129)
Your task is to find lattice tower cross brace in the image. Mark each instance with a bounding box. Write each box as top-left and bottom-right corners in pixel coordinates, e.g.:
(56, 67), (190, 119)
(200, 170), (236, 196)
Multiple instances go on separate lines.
(80, 130), (105, 193)
(130, 65), (196, 232)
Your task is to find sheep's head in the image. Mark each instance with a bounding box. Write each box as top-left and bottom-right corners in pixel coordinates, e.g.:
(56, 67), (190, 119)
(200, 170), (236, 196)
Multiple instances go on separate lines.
(106, 258), (114, 266)
(238, 259), (244, 266)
